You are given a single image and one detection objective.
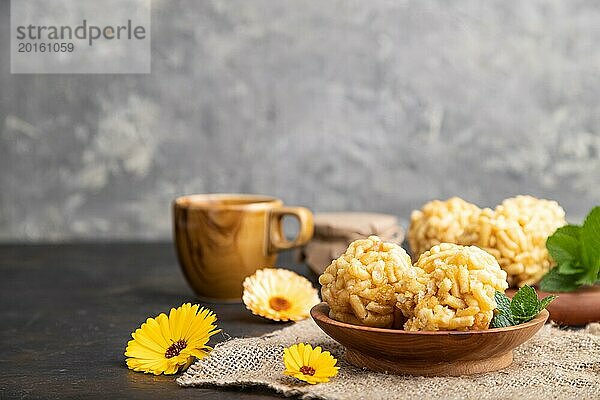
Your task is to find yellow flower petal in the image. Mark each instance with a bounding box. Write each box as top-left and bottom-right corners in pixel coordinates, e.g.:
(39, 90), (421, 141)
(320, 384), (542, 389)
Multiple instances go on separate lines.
(186, 348), (209, 360)
(140, 316), (169, 348)
(125, 342), (162, 359)
(124, 304), (220, 375)
(156, 313), (171, 343)
(242, 268), (320, 322)
(131, 330), (166, 354)
(169, 306), (183, 340)
(181, 304), (200, 339)
(307, 345), (321, 367)
(186, 312), (220, 344)
(282, 343), (339, 384)
(289, 344), (304, 368)
(283, 348), (300, 370)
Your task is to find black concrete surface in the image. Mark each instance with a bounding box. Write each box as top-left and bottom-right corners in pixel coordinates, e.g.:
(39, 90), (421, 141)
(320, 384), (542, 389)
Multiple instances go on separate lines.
(0, 243), (314, 399)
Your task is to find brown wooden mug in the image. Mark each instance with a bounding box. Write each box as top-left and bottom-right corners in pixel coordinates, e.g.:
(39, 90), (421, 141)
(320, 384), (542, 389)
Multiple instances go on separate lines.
(173, 194), (314, 300)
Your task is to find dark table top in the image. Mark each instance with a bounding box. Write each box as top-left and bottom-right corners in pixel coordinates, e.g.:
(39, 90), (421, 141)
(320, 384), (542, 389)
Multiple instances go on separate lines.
(0, 243), (314, 399)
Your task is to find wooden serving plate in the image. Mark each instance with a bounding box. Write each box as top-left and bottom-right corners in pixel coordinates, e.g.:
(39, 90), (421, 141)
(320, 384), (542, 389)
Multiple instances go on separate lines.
(507, 285), (600, 326)
(311, 303), (548, 377)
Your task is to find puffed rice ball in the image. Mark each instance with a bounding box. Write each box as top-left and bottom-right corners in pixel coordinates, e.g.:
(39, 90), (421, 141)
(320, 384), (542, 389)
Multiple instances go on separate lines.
(408, 197), (481, 260)
(402, 243), (508, 331)
(497, 196), (566, 240)
(460, 196), (566, 287)
(319, 235), (425, 328)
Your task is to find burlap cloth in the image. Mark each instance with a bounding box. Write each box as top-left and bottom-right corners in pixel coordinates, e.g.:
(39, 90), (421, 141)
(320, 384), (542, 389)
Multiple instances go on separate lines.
(299, 212), (404, 276)
(177, 320), (600, 399)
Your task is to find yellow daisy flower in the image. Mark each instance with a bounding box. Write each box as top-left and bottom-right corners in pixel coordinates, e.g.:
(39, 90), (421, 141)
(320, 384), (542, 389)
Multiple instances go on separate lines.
(242, 268), (320, 322)
(283, 343), (339, 384)
(125, 303), (220, 375)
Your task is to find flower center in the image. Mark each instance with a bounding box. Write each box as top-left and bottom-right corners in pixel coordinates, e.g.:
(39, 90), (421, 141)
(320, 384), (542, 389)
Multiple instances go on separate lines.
(299, 365), (316, 376)
(269, 296), (291, 312)
(164, 339), (187, 359)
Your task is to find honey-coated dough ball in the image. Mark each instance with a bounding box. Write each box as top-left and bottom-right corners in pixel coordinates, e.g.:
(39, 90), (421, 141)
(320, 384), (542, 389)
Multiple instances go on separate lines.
(460, 196), (566, 287)
(402, 243), (508, 331)
(319, 236), (425, 328)
(408, 197), (481, 260)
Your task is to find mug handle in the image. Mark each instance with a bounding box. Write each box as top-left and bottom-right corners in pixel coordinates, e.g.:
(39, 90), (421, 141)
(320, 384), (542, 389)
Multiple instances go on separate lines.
(268, 206), (314, 254)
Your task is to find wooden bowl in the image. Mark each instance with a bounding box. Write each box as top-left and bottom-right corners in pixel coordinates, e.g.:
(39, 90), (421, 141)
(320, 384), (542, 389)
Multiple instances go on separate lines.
(311, 303), (548, 376)
(507, 285), (600, 326)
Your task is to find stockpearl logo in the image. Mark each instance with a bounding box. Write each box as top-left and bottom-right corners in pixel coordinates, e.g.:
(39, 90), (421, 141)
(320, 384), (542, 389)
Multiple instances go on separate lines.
(11, 0), (151, 74)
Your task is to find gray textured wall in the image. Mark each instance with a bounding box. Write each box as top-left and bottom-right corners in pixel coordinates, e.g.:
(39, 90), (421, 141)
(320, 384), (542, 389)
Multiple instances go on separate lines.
(1, 0), (599, 241)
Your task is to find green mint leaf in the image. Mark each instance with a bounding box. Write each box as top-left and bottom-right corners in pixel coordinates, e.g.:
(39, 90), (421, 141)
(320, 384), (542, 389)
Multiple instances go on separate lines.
(491, 288), (554, 328)
(557, 260), (585, 275)
(576, 269), (598, 286)
(542, 207), (600, 292)
(494, 291), (512, 316)
(510, 285), (540, 322)
(538, 295), (557, 311)
(539, 267), (582, 292)
(554, 224), (582, 240)
(491, 292), (515, 328)
(581, 207), (600, 281)
(546, 224), (581, 264)
(490, 313), (514, 328)
(543, 224), (586, 291)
